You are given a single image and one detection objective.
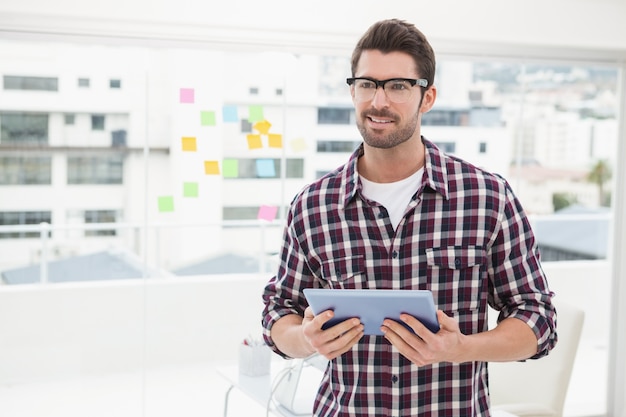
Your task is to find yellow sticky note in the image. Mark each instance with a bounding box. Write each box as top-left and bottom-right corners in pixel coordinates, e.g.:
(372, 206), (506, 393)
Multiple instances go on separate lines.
(268, 133), (283, 148)
(247, 134), (263, 150)
(204, 160), (220, 175)
(182, 136), (197, 151)
(290, 137), (307, 152)
(254, 120), (272, 135)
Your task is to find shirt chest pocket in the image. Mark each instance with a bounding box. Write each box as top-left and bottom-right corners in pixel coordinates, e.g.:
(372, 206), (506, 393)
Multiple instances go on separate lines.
(320, 256), (366, 288)
(425, 246), (486, 314)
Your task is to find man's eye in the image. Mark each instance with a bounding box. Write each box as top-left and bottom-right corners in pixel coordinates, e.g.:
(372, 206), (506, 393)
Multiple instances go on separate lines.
(358, 81), (376, 89)
(389, 81), (409, 91)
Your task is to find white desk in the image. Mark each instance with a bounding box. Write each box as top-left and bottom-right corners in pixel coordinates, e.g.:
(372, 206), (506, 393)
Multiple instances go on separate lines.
(216, 364), (306, 417)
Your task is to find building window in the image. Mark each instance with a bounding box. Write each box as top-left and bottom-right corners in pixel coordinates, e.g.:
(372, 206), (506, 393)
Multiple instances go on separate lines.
(222, 206), (262, 220)
(422, 109), (470, 126)
(64, 114), (75, 125)
(318, 107), (353, 124)
(3, 75), (58, 91)
(0, 156), (52, 185)
(317, 140), (361, 153)
(109, 79), (121, 89)
(0, 112), (48, 145)
(84, 210), (117, 236)
(275, 88), (283, 96)
(91, 114), (105, 131)
(78, 78), (90, 88)
(479, 142), (488, 153)
(0, 211), (52, 239)
(434, 141), (456, 154)
(223, 158), (304, 179)
(67, 155), (124, 184)
(249, 87), (259, 95)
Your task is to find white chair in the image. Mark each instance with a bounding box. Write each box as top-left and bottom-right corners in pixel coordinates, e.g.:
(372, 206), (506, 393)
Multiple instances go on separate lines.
(488, 301), (585, 417)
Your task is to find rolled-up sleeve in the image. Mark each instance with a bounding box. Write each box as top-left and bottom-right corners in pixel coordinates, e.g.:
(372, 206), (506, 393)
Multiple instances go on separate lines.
(261, 204), (314, 358)
(488, 180), (557, 359)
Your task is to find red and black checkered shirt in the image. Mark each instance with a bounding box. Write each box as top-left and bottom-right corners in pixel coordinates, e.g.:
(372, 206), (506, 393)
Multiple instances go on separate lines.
(262, 138), (557, 417)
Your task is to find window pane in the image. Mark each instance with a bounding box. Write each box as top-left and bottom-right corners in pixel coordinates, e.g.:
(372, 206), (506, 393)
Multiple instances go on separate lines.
(0, 112), (49, 144)
(0, 155), (52, 184)
(3, 75), (58, 91)
(67, 155), (124, 184)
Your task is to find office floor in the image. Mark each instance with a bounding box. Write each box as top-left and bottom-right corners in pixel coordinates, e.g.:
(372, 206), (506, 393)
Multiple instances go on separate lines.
(0, 341), (607, 417)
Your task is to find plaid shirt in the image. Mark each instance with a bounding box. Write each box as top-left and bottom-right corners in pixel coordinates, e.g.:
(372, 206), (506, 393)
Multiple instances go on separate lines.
(262, 138), (557, 417)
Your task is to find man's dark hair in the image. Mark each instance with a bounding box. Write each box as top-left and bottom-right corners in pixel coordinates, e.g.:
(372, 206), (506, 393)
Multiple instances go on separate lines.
(351, 19), (436, 88)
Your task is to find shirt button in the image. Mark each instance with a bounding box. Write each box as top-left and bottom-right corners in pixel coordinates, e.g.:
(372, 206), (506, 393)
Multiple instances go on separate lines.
(378, 211), (385, 219)
(391, 375), (398, 383)
(454, 258), (461, 267)
(392, 251), (398, 259)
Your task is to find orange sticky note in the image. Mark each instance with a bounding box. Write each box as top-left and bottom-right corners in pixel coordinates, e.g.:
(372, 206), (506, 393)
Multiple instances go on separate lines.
(268, 133), (282, 148)
(247, 134), (263, 150)
(204, 160), (220, 175)
(182, 136), (197, 151)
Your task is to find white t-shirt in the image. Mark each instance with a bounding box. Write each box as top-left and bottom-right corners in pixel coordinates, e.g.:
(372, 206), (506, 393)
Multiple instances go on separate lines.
(360, 167), (424, 230)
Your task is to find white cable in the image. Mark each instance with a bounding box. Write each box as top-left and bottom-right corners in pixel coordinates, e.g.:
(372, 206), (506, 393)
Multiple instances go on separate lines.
(266, 364), (297, 417)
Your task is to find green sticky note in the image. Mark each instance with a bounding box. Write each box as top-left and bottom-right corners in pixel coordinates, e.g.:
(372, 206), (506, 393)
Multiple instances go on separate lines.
(183, 182), (198, 197)
(158, 196), (174, 212)
(222, 159), (239, 178)
(201, 111), (216, 126)
(248, 105), (264, 122)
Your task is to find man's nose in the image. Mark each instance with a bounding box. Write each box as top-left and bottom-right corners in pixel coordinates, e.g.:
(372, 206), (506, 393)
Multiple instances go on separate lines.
(370, 86), (390, 107)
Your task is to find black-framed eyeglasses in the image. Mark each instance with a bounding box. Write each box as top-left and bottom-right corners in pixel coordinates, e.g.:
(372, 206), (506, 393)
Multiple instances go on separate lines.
(346, 77), (428, 103)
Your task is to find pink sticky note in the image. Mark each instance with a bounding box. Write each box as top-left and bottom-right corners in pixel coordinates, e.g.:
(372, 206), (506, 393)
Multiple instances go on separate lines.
(257, 205), (278, 221)
(179, 88), (195, 103)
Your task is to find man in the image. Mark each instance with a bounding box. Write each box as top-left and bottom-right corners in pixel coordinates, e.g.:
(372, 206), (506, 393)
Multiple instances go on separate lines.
(262, 18), (557, 416)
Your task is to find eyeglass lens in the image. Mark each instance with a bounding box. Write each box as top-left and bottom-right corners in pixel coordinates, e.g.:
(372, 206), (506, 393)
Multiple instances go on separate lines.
(353, 79), (414, 103)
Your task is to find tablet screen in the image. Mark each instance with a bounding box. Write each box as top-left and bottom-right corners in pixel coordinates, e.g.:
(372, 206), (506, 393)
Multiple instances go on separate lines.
(303, 288), (440, 336)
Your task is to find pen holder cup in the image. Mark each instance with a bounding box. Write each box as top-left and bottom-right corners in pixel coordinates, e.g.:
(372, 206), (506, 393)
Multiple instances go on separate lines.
(239, 343), (271, 376)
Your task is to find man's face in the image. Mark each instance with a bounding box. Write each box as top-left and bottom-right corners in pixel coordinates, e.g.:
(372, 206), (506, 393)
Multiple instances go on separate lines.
(351, 50), (435, 149)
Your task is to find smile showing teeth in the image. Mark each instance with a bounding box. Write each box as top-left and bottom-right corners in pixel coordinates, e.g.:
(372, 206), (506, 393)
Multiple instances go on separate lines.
(370, 117), (392, 123)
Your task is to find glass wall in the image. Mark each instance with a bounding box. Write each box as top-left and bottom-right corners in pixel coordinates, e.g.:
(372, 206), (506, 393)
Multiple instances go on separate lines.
(0, 36), (621, 416)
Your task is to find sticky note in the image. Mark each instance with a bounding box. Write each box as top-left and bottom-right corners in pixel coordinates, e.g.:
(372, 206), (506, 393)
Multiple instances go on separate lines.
(257, 205), (278, 221)
(247, 134), (263, 150)
(222, 105), (238, 123)
(268, 133), (283, 148)
(290, 137), (307, 152)
(201, 111), (216, 126)
(179, 88), (194, 104)
(182, 136), (197, 151)
(248, 105), (264, 122)
(254, 120), (272, 135)
(183, 182), (198, 197)
(222, 159), (239, 178)
(204, 160), (220, 175)
(158, 196), (174, 212)
(256, 159), (276, 178)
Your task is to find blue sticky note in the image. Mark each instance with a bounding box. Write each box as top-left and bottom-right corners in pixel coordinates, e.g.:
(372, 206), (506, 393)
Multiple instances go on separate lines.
(222, 105), (238, 123)
(256, 159), (276, 178)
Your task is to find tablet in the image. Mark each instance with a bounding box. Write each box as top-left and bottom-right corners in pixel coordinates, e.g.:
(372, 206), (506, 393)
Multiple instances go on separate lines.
(303, 288), (440, 336)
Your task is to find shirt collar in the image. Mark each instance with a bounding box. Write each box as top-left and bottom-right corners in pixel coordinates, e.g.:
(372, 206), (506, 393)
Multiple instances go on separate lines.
(341, 137), (450, 209)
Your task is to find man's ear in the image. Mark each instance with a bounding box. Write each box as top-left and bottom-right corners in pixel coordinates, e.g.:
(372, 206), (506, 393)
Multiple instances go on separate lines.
(419, 86), (437, 113)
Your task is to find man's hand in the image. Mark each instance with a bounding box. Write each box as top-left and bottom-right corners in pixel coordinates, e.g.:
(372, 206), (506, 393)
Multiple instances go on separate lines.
(302, 307), (364, 360)
(381, 310), (467, 365)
